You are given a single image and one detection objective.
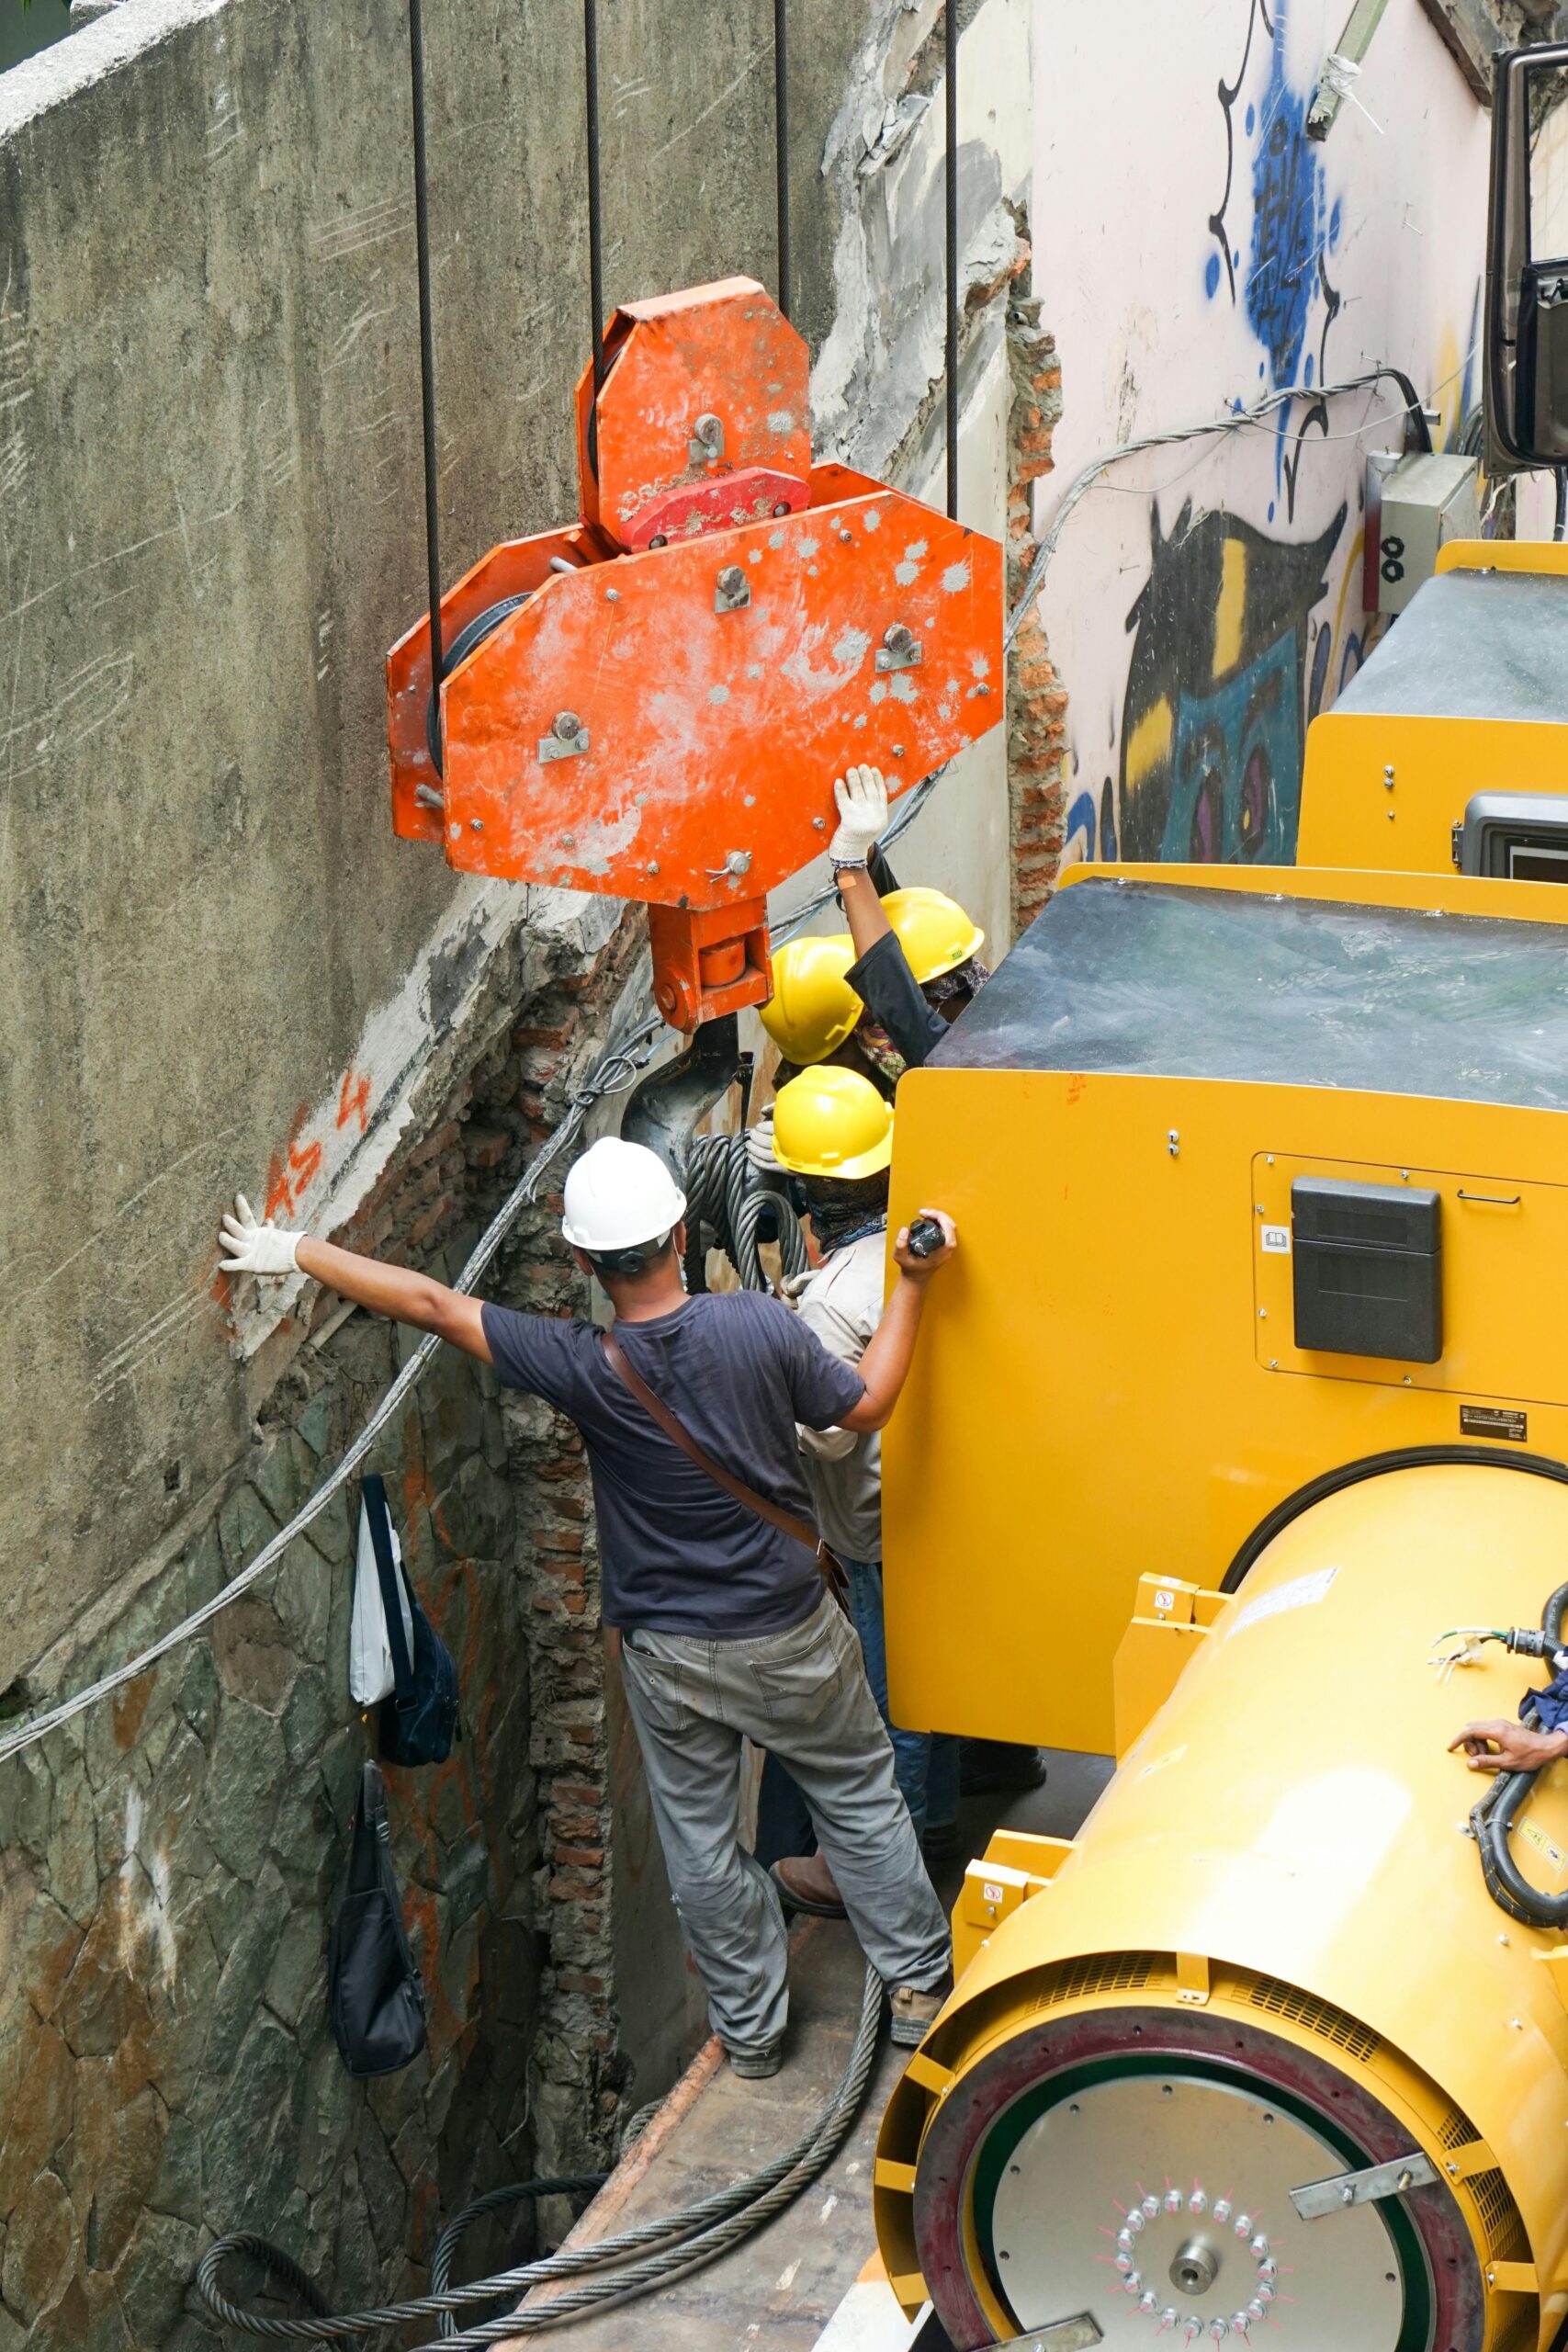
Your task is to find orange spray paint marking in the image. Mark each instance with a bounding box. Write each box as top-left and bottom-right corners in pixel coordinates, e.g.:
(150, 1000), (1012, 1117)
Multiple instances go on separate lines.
(337, 1069), (372, 1134)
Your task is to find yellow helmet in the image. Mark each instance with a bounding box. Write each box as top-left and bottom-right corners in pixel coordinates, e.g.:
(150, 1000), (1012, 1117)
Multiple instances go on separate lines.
(757, 934), (862, 1065)
(882, 887), (985, 985)
(772, 1066), (894, 1181)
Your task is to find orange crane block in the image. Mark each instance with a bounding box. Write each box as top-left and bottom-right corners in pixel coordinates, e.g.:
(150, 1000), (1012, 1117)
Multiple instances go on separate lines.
(574, 278), (813, 551)
(386, 278), (1004, 1028)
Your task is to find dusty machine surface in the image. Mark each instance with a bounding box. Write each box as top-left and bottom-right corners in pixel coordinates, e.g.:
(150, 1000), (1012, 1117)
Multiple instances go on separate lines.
(874, 544), (1568, 2352)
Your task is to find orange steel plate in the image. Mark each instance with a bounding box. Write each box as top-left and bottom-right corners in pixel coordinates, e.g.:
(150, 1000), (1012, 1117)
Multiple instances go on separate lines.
(432, 467), (1002, 906)
(388, 519), (609, 849)
(575, 277), (810, 549)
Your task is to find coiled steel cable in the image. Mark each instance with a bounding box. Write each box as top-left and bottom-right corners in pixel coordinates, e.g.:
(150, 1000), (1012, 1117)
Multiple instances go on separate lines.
(193, 1962), (882, 2349)
(682, 1130), (807, 1293)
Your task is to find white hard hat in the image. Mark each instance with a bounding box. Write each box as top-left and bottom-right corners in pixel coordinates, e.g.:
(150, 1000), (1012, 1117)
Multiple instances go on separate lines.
(559, 1136), (688, 1251)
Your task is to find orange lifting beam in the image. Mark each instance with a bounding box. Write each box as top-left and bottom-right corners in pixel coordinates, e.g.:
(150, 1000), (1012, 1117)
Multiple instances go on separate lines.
(388, 277), (1003, 1029)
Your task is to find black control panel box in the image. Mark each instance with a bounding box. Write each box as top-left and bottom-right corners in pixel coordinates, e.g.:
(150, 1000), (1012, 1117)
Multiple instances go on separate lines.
(1292, 1178), (1442, 1364)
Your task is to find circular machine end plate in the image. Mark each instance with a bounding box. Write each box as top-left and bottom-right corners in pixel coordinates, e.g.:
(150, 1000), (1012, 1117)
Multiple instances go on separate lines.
(987, 2069), (1402, 2348)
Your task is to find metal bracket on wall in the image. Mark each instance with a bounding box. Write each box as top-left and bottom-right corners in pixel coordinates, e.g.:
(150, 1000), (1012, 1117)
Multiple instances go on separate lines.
(1307, 0), (1392, 138)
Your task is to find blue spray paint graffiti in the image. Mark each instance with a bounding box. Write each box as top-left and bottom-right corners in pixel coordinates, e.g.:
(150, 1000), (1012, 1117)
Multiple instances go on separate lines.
(1246, 27), (1324, 385)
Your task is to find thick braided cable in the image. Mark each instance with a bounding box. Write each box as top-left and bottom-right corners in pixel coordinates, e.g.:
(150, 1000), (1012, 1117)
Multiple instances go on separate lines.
(0, 1018), (660, 1770)
(193, 1965), (881, 2346)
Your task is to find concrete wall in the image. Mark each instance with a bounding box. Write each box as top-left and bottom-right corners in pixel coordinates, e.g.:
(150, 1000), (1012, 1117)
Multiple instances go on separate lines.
(1030, 0), (1496, 875)
(0, 0), (870, 1683)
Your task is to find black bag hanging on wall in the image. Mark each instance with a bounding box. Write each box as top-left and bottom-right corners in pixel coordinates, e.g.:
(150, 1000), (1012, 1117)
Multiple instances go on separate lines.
(327, 1759), (428, 2077)
(360, 1473), (461, 1767)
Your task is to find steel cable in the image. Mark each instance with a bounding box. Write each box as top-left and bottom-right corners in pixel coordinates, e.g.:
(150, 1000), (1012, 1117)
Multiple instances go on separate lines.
(0, 1016), (661, 1771)
(773, 0), (790, 320)
(407, 0), (446, 766)
(193, 1962), (882, 2348)
(682, 1130), (807, 1292)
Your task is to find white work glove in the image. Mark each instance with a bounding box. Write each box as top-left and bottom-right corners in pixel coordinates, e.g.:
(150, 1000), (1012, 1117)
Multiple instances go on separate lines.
(220, 1193), (302, 1277)
(829, 764), (887, 867)
(745, 1112), (779, 1176)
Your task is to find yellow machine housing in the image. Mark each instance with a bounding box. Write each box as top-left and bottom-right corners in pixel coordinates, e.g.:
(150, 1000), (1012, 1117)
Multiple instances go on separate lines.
(1297, 542), (1568, 878)
(875, 546), (1568, 2350)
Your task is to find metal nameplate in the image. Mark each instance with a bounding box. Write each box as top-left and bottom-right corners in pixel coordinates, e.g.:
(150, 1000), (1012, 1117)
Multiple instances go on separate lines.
(1290, 2150), (1438, 2221)
(1461, 1403), (1528, 1442)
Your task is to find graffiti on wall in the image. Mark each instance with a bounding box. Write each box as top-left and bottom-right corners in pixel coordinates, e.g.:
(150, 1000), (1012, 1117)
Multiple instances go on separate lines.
(1206, 0), (1348, 525)
(1117, 500), (1346, 864)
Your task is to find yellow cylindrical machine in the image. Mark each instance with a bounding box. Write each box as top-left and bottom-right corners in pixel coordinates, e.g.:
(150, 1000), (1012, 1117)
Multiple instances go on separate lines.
(876, 1463), (1568, 2351)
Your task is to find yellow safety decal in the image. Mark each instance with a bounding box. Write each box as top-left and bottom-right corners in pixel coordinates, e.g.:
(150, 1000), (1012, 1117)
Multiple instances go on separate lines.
(1517, 1816), (1568, 1876)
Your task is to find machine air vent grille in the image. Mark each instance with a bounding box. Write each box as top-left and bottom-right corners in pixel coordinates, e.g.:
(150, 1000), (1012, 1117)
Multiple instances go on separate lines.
(1245, 1977), (1382, 2064)
(1031, 1953), (1157, 2015)
(1467, 2166), (1530, 2263)
(1437, 2103), (1482, 2152)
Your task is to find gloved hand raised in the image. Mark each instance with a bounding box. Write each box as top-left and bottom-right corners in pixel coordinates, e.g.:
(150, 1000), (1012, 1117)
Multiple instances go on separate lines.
(829, 764), (887, 868)
(220, 1193), (302, 1277)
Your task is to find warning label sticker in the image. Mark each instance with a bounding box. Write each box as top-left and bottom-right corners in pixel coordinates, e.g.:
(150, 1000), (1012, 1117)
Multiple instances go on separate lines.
(1231, 1565), (1339, 1637)
(1517, 1818), (1568, 1878)
(1260, 1224), (1292, 1254)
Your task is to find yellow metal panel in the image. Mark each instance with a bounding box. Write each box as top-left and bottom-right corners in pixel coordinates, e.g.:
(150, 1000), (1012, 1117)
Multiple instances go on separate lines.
(884, 1070), (1568, 1756)
(1063, 856), (1568, 926)
(1296, 711), (1568, 876)
(1253, 1151), (1568, 1409)
(981, 1828), (1073, 1879)
(1112, 1613), (1212, 1758)
(1438, 537), (1568, 579)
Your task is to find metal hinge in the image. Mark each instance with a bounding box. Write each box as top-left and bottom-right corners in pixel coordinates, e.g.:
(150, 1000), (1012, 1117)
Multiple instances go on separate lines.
(1451, 818), (1464, 870)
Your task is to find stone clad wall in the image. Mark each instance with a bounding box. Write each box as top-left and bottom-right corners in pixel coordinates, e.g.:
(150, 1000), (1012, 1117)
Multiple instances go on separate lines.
(0, 909), (660, 2350)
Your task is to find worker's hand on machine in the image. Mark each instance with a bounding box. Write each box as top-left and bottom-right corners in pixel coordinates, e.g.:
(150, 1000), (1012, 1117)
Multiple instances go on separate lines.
(1449, 1719), (1568, 1773)
(829, 764), (887, 867)
(220, 1193), (302, 1277)
(893, 1207), (957, 1283)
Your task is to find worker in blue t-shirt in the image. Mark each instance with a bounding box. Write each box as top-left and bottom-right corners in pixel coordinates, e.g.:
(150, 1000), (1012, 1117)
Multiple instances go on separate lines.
(219, 1135), (956, 2076)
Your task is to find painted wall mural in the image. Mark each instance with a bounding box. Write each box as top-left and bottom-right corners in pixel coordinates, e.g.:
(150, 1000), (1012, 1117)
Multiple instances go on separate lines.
(1118, 500), (1346, 863)
(1032, 0), (1494, 882)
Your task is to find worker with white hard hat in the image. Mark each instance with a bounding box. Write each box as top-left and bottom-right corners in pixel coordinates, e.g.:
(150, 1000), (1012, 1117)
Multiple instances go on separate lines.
(220, 1130), (960, 2074)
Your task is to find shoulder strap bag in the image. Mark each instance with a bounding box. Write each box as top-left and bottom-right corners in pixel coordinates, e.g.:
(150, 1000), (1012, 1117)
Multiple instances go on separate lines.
(600, 1329), (849, 1612)
(327, 1759), (428, 2077)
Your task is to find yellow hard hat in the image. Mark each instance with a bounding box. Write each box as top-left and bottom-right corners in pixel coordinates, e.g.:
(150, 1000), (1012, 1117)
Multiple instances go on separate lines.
(757, 934), (862, 1065)
(772, 1066), (894, 1180)
(882, 887), (985, 985)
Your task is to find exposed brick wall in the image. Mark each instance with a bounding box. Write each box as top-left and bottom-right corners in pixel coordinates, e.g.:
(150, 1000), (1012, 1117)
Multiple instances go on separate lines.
(1005, 270), (1068, 941)
(0, 910), (657, 2350)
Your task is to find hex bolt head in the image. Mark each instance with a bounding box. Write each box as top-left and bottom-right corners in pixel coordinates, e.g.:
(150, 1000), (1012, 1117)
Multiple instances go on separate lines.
(726, 849), (753, 877)
(649, 534), (668, 549)
(718, 565), (747, 596)
(812, 816), (827, 831)
(693, 412), (723, 453)
(554, 711), (581, 741)
(772, 501), (792, 517)
(884, 622), (917, 659)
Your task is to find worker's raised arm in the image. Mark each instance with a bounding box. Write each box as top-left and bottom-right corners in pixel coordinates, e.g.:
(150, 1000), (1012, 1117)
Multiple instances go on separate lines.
(219, 1195), (492, 1362)
(839, 1210), (957, 1433)
(830, 765), (897, 965)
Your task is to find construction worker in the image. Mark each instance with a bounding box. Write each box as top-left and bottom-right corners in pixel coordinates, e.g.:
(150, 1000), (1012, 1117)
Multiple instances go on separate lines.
(762, 1068), (961, 1926)
(757, 932), (892, 1099)
(828, 763), (989, 1085)
(218, 1139), (958, 2074)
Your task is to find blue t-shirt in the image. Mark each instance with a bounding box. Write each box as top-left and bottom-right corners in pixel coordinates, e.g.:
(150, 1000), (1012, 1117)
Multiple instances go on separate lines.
(479, 1291), (865, 1636)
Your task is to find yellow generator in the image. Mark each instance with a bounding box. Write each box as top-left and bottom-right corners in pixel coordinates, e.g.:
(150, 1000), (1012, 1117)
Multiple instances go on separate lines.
(874, 548), (1568, 2351)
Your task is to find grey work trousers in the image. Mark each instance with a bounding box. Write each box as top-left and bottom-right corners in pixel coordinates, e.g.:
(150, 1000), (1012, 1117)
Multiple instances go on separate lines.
(619, 1589), (952, 2054)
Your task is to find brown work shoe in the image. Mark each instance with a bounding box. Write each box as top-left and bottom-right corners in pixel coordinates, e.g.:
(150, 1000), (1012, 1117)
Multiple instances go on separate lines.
(771, 1853), (847, 1918)
(890, 1977), (952, 2048)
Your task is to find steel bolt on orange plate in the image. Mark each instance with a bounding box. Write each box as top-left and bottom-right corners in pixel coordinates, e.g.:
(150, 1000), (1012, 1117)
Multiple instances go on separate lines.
(387, 277), (1004, 1029)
